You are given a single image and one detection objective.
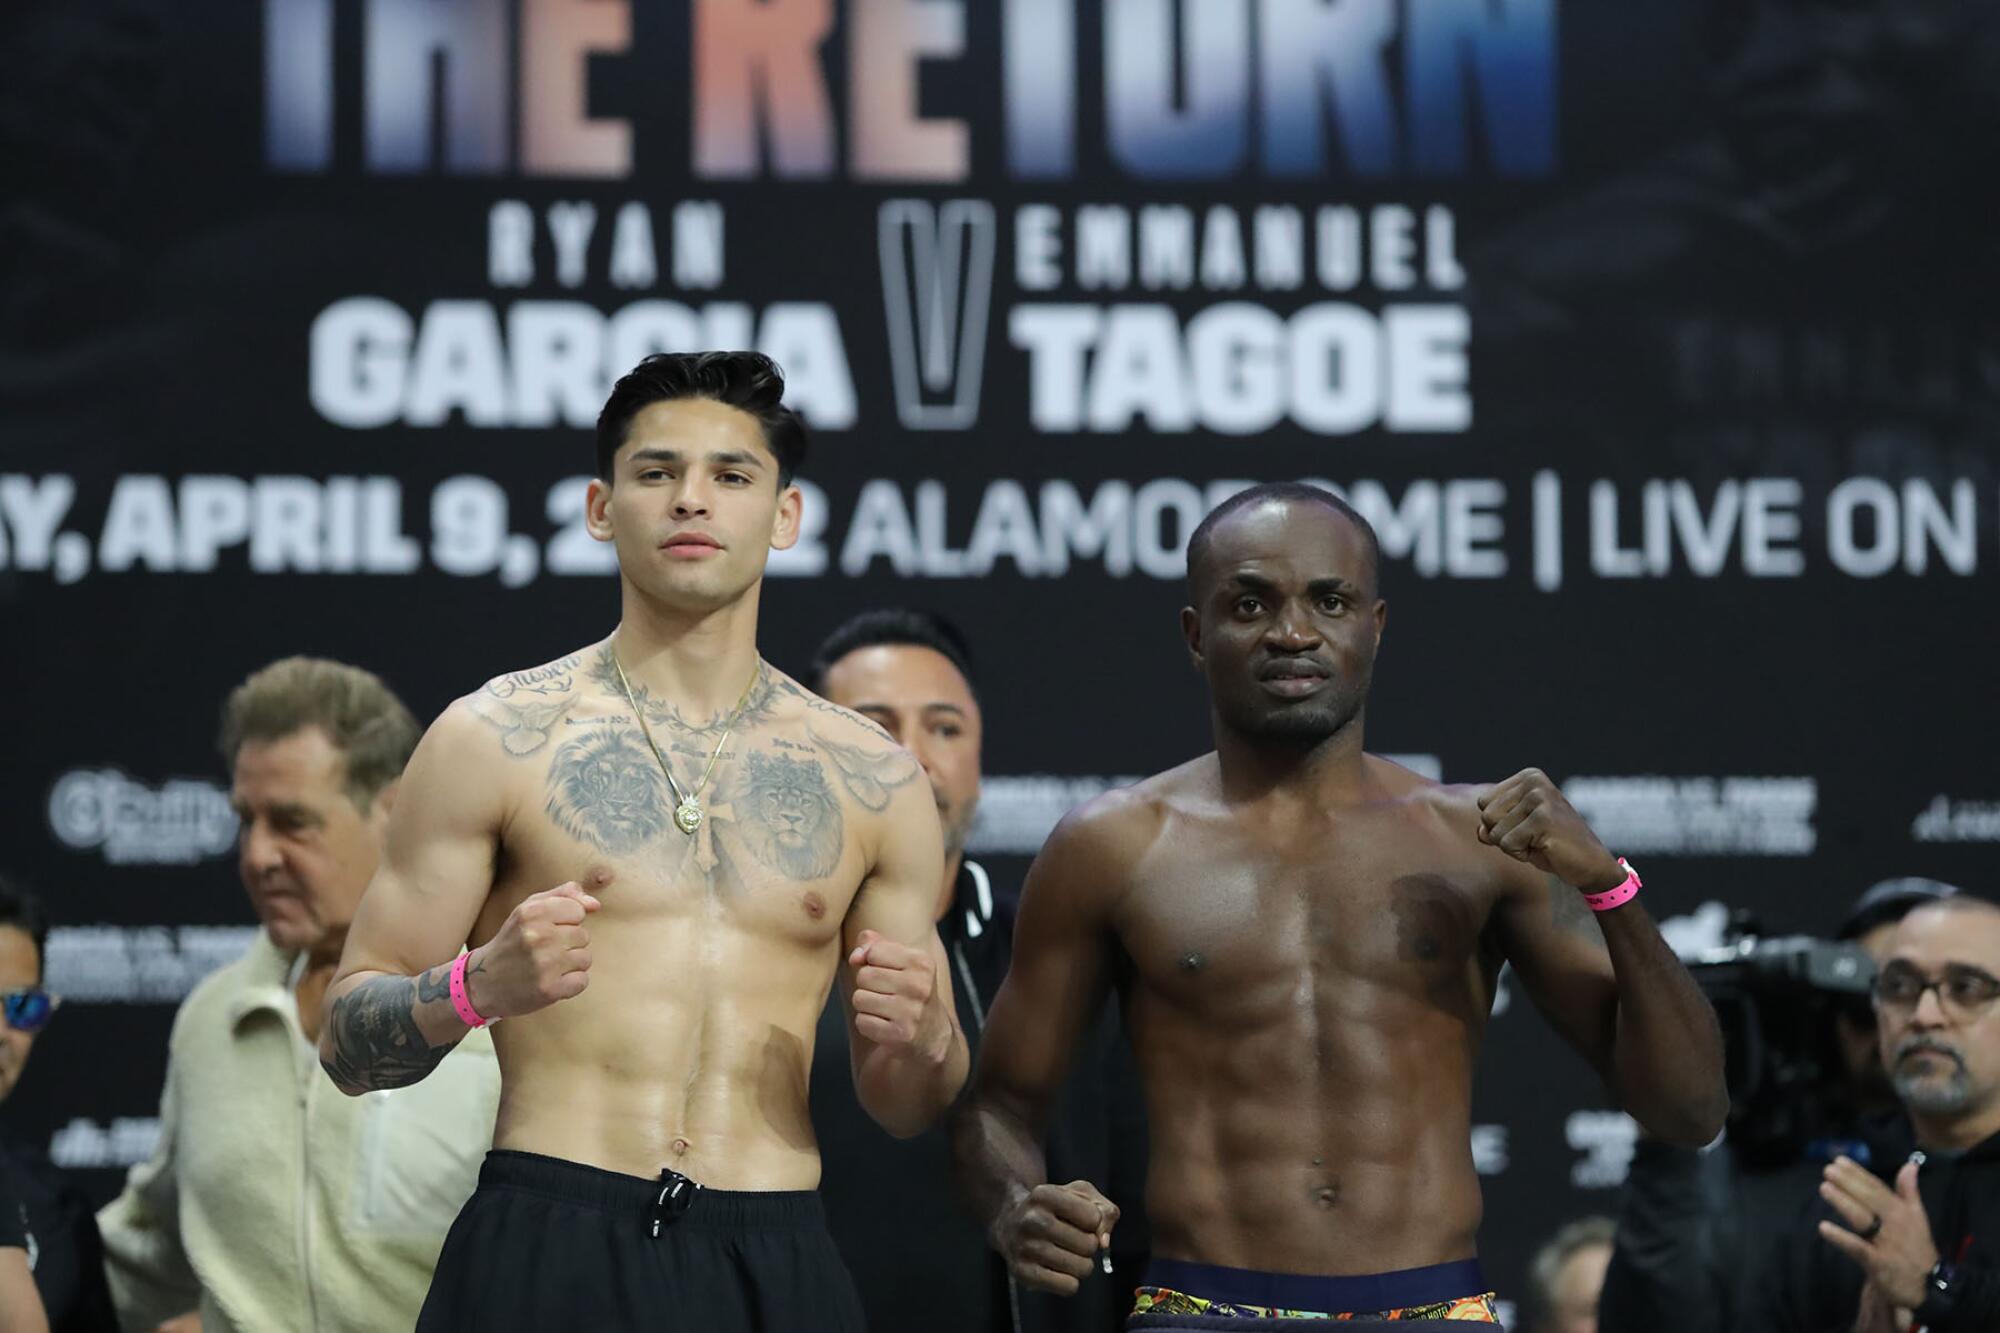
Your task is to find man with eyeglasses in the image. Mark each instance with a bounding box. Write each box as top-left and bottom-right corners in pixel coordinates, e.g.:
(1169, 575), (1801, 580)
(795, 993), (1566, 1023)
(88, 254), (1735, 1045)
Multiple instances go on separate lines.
(0, 876), (117, 1330)
(1752, 894), (2000, 1332)
(1600, 875), (1962, 1333)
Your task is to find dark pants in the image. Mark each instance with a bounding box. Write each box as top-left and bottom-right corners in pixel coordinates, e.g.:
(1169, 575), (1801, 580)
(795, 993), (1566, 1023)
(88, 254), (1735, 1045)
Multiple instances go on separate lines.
(418, 1150), (866, 1332)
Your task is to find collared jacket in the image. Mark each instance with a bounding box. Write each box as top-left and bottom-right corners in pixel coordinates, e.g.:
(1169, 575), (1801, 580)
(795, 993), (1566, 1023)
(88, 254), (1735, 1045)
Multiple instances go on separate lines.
(98, 932), (499, 1333)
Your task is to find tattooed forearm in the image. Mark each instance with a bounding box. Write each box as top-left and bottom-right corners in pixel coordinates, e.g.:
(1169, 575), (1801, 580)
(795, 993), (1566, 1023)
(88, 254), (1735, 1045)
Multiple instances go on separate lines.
(321, 966), (460, 1094)
(808, 727), (922, 810)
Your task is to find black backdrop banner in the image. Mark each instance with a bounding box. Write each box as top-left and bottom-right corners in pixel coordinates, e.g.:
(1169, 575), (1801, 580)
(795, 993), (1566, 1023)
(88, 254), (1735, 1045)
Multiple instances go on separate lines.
(5, 0), (1999, 1318)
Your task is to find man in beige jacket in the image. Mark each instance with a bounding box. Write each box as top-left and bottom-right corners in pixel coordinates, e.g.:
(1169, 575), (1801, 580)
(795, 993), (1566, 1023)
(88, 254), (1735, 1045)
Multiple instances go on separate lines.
(99, 658), (500, 1333)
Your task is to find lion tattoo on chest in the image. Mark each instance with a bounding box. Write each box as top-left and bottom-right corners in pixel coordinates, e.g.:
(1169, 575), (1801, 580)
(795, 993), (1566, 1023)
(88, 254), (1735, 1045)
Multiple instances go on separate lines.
(736, 750), (844, 881)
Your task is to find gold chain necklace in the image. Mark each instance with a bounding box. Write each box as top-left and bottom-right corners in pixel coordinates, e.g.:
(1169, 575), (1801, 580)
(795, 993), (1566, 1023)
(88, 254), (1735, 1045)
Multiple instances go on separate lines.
(609, 640), (762, 837)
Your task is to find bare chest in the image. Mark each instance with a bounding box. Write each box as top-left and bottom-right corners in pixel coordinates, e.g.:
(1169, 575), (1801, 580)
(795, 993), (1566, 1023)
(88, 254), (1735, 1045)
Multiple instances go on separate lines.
(481, 718), (865, 951)
(1116, 811), (1506, 1013)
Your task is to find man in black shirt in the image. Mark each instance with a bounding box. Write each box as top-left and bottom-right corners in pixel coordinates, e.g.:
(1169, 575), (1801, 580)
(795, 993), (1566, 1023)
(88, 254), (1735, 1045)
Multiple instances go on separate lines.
(1751, 894), (2000, 1332)
(0, 878), (116, 1332)
(1598, 876), (1960, 1333)
(803, 609), (1146, 1333)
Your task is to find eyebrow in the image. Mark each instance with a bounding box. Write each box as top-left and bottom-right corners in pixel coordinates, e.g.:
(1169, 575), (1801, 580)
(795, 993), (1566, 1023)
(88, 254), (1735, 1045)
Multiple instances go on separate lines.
(1884, 960), (2000, 979)
(855, 701), (969, 718)
(627, 448), (765, 470)
(231, 800), (321, 823)
(1224, 573), (1360, 596)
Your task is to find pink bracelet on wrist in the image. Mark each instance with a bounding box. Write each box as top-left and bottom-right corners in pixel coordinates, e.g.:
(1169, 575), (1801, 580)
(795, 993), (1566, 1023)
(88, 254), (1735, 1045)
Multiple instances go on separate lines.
(1582, 858), (1642, 913)
(449, 952), (494, 1028)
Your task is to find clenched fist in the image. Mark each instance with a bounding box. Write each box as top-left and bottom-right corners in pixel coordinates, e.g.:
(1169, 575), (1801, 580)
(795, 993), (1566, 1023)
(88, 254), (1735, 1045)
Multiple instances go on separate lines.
(464, 882), (599, 1021)
(993, 1180), (1119, 1295)
(1477, 768), (1626, 892)
(847, 929), (952, 1064)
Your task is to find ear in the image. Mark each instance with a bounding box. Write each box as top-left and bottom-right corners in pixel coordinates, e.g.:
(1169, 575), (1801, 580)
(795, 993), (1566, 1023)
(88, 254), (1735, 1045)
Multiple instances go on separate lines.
(368, 778), (400, 830)
(585, 477), (614, 543)
(1372, 597), (1388, 648)
(1180, 605), (1205, 672)
(769, 483), (804, 552)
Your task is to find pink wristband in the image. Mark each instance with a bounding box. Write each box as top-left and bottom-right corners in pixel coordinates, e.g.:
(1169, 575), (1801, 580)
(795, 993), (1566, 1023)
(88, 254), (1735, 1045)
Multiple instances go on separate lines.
(449, 952), (493, 1028)
(1583, 858), (1642, 913)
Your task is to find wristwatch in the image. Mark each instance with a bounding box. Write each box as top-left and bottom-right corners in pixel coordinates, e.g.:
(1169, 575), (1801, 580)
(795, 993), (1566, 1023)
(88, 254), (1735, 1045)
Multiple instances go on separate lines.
(1914, 1260), (1960, 1325)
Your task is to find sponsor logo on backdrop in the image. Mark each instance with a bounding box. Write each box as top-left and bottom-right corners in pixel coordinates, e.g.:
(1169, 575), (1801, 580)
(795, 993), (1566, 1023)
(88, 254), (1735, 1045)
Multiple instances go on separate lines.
(47, 926), (258, 1003)
(1565, 776), (1816, 856)
(1566, 1110), (1639, 1189)
(1912, 795), (2000, 843)
(50, 1117), (162, 1170)
(880, 199), (997, 430)
(1470, 1124), (1510, 1177)
(967, 776), (1143, 856)
(967, 757), (1440, 855)
(47, 770), (238, 866)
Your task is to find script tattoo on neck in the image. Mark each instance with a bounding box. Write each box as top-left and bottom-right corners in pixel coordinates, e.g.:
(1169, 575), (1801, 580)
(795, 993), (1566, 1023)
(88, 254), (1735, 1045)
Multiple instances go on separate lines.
(544, 727), (672, 854)
(588, 645), (780, 738)
(807, 726), (921, 811)
(321, 964), (459, 1094)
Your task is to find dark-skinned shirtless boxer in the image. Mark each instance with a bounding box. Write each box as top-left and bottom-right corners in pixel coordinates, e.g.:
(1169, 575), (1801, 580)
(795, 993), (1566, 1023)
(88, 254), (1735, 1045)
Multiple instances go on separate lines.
(952, 481), (1727, 1328)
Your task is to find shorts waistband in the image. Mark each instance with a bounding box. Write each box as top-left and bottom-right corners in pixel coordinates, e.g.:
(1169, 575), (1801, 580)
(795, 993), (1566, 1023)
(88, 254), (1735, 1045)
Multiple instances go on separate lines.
(477, 1149), (829, 1231)
(1140, 1257), (1487, 1313)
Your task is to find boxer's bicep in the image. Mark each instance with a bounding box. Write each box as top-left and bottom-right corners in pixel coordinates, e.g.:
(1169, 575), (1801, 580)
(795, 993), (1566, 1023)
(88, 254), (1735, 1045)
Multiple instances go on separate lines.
(335, 703), (504, 988)
(839, 775), (956, 1058)
(973, 809), (1121, 1125)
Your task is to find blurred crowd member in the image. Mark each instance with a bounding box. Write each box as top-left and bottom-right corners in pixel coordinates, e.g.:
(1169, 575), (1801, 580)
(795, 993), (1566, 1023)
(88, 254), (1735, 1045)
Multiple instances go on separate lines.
(1751, 894), (2000, 1332)
(0, 1174), (49, 1333)
(0, 877), (115, 1331)
(1598, 877), (1958, 1333)
(805, 609), (1148, 1333)
(97, 658), (499, 1332)
(1526, 1217), (1613, 1333)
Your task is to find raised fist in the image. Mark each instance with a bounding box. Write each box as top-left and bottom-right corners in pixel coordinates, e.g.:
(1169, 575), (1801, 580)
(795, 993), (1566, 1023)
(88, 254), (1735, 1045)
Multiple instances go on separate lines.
(464, 882), (599, 1020)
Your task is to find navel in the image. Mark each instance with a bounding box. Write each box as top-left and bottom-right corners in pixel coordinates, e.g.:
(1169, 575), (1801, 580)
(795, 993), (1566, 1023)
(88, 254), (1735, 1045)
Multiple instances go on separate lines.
(1311, 1182), (1341, 1210)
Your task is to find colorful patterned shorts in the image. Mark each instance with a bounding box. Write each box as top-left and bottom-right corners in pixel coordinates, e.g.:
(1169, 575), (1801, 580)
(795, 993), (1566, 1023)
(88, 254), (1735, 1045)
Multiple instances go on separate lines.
(1132, 1286), (1501, 1322)
(1131, 1257), (1500, 1323)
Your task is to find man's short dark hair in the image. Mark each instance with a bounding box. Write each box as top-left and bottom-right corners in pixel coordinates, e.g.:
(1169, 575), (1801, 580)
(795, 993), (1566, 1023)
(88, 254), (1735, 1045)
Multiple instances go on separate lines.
(596, 351), (809, 488)
(1838, 877), (1962, 941)
(808, 609), (977, 698)
(1185, 481), (1383, 600)
(0, 877), (50, 978)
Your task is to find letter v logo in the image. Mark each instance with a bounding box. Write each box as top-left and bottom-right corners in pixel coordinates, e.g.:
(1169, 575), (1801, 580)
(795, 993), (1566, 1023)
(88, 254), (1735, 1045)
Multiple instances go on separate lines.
(878, 199), (997, 430)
